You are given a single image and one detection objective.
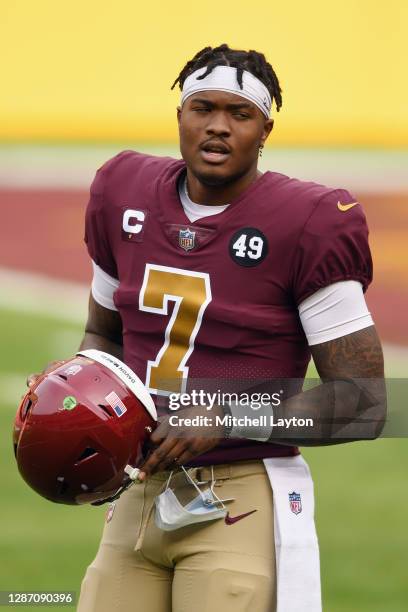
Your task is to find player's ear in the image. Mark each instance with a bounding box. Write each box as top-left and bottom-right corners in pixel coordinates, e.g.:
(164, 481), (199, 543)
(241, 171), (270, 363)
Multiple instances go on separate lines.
(177, 106), (182, 125)
(261, 118), (274, 145)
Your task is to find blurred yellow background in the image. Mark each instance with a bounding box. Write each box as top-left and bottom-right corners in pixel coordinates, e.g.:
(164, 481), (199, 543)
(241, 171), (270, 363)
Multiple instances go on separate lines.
(1, 0), (407, 145)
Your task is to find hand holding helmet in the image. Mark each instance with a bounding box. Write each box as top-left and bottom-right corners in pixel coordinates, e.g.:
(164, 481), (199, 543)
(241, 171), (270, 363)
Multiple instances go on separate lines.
(14, 350), (157, 506)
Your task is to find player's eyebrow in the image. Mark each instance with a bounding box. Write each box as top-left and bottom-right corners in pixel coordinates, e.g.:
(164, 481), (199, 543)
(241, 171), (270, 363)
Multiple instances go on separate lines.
(189, 97), (215, 107)
(189, 97), (254, 111)
(226, 102), (254, 111)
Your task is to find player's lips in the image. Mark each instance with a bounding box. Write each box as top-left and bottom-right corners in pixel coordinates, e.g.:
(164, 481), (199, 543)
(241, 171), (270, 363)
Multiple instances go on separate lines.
(199, 140), (231, 164)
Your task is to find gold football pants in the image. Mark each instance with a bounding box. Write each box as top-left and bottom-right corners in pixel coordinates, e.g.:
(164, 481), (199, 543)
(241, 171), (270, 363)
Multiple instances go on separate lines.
(77, 460), (276, 612)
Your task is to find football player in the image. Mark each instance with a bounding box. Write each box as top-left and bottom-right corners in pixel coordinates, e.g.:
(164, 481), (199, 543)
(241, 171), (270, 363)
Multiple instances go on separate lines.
(29, 44), (385, 612)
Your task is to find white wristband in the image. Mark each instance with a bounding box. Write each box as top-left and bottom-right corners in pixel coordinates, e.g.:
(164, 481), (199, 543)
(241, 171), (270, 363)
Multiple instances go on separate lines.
(226, 402), (273, 441)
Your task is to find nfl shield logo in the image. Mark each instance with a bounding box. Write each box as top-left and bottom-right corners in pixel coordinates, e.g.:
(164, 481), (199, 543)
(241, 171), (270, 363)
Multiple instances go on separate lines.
(179, 228), (196, 251)
(289, 491), (302, 515)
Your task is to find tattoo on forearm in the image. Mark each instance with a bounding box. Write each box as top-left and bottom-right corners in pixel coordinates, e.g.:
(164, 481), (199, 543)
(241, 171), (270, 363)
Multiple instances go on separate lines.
(311, 326), (384, 380)
(273, 327), (386, 446)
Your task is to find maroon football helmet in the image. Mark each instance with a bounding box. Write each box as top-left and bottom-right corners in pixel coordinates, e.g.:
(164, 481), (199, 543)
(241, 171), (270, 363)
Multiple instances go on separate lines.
(13, 350), (157, 505)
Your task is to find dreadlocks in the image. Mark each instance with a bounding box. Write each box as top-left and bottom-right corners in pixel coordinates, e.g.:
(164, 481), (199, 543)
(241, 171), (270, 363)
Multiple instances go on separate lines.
(171, 43), (282, 112)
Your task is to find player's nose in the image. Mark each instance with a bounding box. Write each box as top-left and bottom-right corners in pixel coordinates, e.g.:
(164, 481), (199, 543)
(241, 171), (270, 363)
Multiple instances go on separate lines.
(205, 110), (231, 137)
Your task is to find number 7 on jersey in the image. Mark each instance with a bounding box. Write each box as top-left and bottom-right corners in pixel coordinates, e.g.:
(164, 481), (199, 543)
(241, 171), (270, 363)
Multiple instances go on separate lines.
(139, 264), (212, 395)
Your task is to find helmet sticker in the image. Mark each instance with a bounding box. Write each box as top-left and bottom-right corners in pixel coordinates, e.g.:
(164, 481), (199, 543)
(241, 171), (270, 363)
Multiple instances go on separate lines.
(105, 391), (128, 417)
(64, 365), (82, 376)
(63, 396), (78, 410)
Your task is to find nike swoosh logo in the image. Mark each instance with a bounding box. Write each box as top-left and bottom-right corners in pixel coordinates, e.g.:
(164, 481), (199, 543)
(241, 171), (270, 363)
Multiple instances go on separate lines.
(337, 201), (358, 212)
(225, 509), (257, 525)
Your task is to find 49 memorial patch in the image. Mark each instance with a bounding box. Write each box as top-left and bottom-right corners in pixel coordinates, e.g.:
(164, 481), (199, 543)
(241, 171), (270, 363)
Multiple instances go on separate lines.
(229, 227), (268, 267)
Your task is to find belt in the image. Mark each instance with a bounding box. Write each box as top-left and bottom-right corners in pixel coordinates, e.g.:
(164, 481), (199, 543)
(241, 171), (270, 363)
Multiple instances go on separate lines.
(148, 459), (266, 483)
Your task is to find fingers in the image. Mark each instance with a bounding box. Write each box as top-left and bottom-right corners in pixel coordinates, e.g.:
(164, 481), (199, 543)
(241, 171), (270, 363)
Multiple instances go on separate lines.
(149, 417), (171, 444)
(138, 438), (185, 480)
(44, 360), (67, 373)
(26, 360), (67, 388)
(26, 373), (40, 387)
(138, 437), (220, 481)
(173, 447), (196, 466)
(138, 411), (222, 481)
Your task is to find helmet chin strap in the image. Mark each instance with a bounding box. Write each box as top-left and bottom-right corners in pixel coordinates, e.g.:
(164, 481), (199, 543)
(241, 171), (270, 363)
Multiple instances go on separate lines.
(124, 465), (141, 480)
(90, 465), (142, 506)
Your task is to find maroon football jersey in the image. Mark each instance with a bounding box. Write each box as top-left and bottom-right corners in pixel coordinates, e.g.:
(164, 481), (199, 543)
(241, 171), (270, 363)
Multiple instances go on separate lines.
(85, 151), (372, 463)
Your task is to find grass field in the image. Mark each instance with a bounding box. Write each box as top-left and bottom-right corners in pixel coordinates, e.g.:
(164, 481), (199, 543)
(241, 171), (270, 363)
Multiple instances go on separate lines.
(0, 143), (406, 611)
(0, 304), (407, 611)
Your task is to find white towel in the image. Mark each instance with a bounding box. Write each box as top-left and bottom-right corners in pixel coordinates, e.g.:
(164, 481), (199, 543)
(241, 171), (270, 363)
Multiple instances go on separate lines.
(263, 455), (322, 612)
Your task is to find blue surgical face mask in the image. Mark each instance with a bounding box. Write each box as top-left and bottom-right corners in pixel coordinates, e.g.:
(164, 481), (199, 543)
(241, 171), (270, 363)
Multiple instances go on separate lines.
(155, 466), (234, 531)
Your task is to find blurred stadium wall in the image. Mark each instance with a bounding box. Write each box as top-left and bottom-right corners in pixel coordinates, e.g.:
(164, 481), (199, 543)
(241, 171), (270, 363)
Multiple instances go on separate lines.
(1, 0), (408, 146)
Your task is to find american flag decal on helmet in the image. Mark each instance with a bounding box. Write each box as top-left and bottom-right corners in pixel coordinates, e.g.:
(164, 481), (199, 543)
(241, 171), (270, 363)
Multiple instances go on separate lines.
(105, 391), (127, 417)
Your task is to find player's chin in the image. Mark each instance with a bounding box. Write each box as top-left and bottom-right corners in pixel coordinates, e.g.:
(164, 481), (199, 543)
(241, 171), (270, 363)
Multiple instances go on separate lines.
(191, 160), (241, 187)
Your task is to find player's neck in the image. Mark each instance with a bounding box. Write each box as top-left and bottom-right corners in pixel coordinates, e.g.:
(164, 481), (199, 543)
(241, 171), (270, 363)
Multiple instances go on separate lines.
(186, 166), (262, 206)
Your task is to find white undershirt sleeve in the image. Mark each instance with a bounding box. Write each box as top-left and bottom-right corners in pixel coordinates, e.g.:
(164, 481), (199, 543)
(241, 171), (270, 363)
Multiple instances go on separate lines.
(91, 261), (119, 311)
(298, 280), (374, 346)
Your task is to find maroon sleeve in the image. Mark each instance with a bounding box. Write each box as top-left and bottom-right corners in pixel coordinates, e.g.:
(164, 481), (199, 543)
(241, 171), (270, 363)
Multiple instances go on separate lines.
(84, 155), (128, 279)
(291, 188), (373, 304)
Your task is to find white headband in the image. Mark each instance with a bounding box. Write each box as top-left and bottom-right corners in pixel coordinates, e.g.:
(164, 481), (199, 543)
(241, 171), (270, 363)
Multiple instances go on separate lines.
(181, 65), (272, 118)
